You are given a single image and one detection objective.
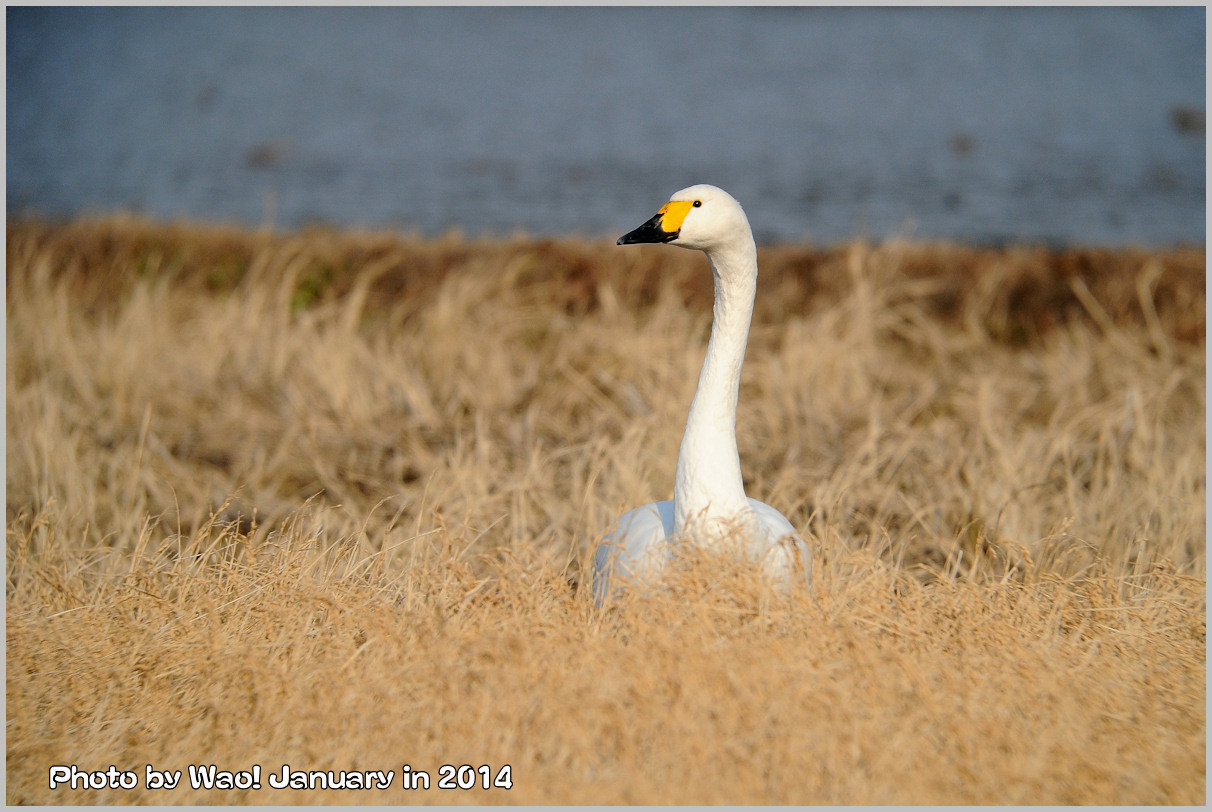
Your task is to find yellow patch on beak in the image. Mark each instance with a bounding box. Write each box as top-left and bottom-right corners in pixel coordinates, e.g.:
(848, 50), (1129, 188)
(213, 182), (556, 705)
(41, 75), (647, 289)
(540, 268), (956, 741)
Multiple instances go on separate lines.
(657, 200), (695, 234)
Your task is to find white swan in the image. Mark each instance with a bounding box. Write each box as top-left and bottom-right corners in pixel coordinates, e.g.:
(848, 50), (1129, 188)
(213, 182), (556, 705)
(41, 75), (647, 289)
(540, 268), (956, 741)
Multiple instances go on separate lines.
(593, 184), (809, 604)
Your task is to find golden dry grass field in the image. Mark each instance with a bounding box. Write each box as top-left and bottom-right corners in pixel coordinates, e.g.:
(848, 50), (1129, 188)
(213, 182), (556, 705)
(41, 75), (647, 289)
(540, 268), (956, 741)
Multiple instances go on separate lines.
(5, 217), (1206, 804)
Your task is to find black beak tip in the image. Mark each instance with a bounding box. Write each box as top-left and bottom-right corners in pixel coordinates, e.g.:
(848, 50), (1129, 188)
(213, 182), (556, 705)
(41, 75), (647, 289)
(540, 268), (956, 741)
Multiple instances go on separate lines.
(617, 211), (673, 246)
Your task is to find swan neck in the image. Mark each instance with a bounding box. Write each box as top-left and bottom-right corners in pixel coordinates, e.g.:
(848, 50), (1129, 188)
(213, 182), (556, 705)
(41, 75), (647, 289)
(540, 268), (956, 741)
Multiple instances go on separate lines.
(673, 239), (758, 532)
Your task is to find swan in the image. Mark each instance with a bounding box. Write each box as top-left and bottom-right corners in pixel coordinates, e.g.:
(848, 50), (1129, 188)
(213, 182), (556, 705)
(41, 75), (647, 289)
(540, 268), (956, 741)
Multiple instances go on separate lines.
(593, 184), (809, 604)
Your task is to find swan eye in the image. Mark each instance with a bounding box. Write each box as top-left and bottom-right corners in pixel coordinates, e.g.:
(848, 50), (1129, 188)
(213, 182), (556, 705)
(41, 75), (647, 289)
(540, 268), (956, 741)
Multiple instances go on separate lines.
(693, 200), (702, 207)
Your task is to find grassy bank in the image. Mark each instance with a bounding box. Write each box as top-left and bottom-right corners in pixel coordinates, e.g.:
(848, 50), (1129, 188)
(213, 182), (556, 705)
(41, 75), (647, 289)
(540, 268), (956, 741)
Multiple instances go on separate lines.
(6, 217), (1206, 804)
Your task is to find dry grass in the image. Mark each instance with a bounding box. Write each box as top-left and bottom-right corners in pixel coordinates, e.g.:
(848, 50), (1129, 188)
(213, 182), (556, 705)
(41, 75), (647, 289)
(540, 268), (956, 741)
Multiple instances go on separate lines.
(6, 217), (1206, 804)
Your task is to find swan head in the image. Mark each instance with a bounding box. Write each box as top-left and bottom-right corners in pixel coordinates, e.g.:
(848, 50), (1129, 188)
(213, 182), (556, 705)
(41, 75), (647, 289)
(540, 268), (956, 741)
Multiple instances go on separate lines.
(617, 184), (753, 254)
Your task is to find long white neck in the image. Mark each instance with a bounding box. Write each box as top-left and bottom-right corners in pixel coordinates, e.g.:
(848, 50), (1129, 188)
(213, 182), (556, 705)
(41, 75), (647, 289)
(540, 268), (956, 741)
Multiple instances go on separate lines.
(673, 237), (758, 535)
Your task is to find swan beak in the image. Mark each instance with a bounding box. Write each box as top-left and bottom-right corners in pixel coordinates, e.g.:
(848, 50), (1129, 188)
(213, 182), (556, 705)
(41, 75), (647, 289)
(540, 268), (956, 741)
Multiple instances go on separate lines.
(617, 200), (694, 245)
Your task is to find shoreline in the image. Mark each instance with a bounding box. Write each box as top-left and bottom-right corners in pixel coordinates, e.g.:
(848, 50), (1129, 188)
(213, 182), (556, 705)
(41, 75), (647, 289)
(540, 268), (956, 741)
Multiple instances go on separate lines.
(8, 214), (1205, 347)
(8, 210), (1207, 253)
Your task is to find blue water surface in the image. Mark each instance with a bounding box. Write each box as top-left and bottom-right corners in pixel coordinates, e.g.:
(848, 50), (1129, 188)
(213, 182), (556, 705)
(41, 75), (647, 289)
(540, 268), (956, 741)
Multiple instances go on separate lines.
(6, 6), (1206, 245)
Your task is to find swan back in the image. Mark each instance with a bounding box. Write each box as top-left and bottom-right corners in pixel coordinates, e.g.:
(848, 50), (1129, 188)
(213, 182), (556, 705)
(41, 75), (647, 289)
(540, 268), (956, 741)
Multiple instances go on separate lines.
(593, 501), (675, 605)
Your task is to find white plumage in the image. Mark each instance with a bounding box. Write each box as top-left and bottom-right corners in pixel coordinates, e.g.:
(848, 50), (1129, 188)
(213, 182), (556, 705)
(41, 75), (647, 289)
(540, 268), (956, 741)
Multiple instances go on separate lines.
(593, 185), (809, 604)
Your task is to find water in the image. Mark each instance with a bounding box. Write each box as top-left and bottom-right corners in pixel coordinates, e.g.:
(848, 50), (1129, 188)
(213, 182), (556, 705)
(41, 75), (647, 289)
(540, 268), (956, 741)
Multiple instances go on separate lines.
(6, 7), (1206, 246)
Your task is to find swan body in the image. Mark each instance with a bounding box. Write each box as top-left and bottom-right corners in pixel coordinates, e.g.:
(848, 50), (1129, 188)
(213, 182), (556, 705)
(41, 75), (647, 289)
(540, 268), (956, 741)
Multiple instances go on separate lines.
(593, 184), (808, 604)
